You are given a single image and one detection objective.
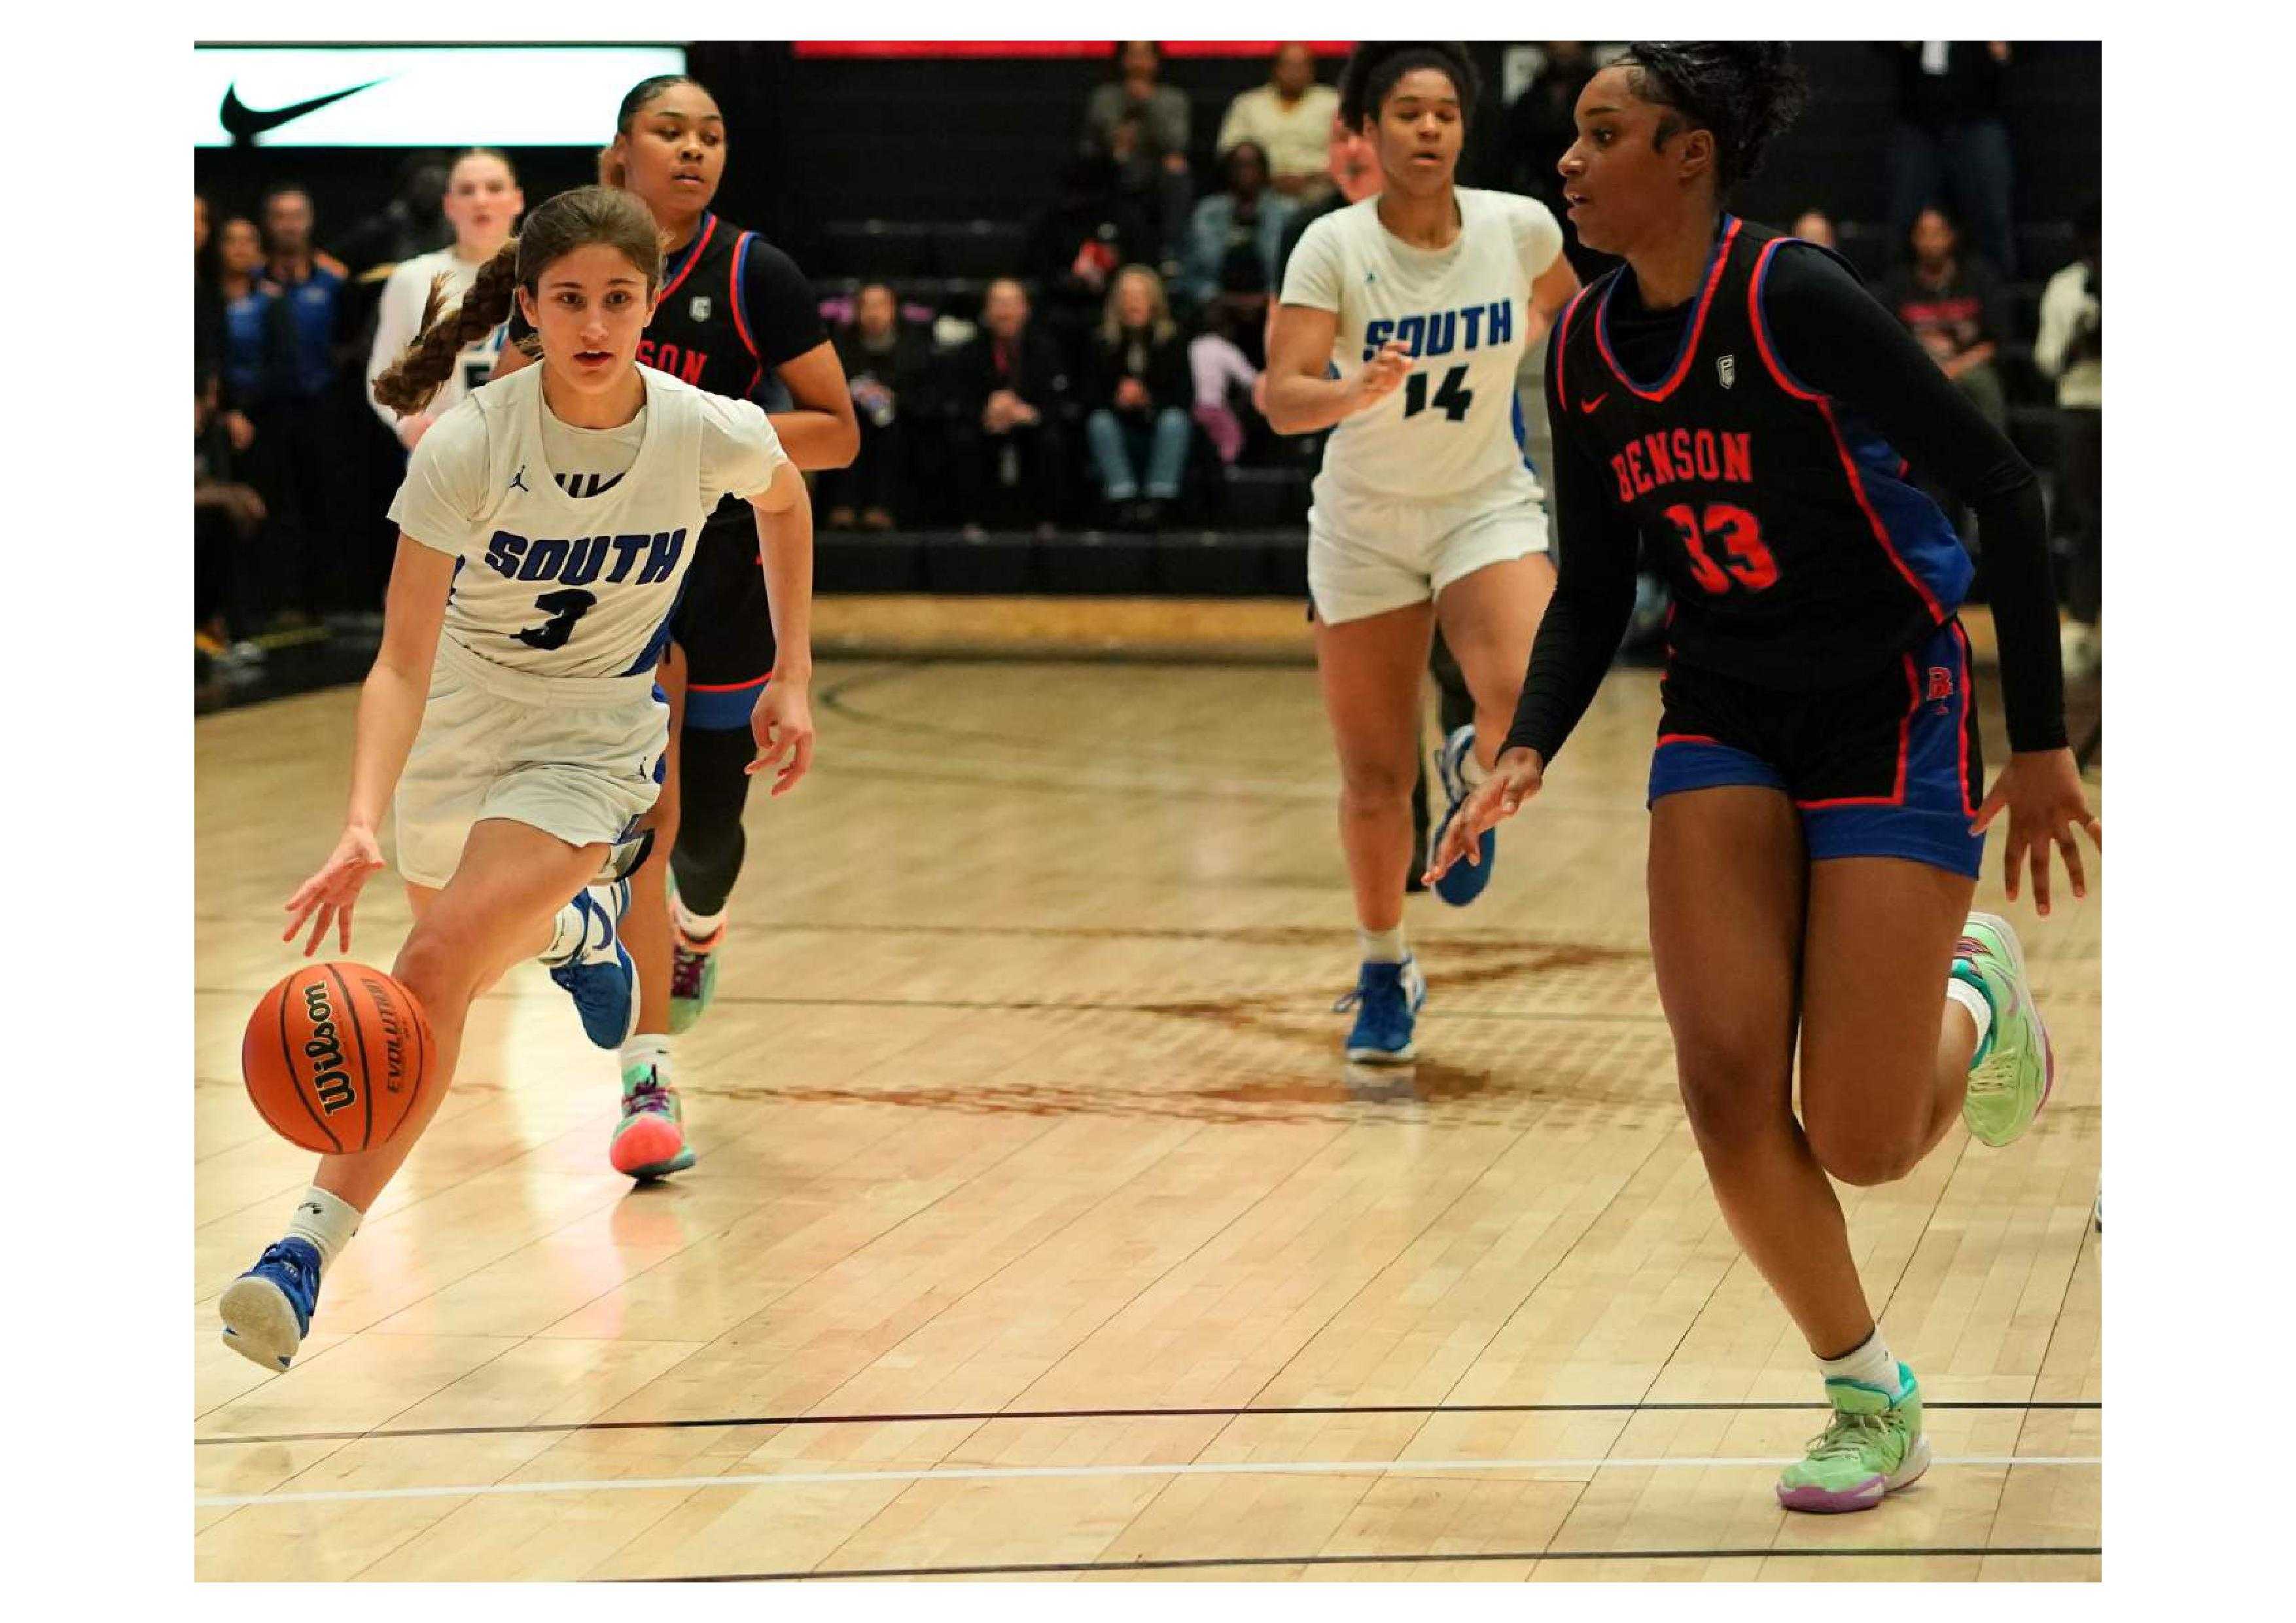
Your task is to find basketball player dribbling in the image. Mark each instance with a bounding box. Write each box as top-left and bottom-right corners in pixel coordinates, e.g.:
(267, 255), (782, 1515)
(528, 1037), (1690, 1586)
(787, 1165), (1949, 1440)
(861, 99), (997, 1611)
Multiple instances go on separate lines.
(1265, 43), (1580, 1061)
(494, 74), (858, 1182)
(1429, 43), (2100, 1510)
(217, 187), (817, 1373)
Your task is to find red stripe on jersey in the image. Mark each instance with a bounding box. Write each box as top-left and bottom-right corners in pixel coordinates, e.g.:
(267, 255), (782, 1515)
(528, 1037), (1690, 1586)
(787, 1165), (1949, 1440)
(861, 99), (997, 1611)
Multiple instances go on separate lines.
(1594, 215), (1740, 401)
(1796, 656), (1918, 808)
(658, 214), (718, 306)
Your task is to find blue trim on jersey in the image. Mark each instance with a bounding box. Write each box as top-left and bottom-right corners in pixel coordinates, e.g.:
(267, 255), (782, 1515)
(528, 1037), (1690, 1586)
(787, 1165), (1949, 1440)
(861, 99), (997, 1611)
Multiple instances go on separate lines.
(1509, 392), (1540, 478)
(1836, 410), (1975, 614)
(1597, 213), (1735, 392)
(663, 213), (713, 290)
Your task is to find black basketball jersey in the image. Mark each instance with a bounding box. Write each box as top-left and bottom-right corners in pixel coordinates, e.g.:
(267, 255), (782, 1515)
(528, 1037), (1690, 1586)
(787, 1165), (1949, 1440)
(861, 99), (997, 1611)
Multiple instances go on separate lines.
(1549, 216), (1973, 689)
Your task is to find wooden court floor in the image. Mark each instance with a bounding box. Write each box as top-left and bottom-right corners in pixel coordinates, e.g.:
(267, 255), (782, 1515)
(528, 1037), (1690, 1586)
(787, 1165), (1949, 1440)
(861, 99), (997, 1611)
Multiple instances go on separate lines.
(193, 655), (2102, 1581)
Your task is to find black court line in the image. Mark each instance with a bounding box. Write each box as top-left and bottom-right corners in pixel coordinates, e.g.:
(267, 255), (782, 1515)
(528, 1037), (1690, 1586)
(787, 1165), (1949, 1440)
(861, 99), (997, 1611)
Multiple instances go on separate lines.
(639, 1545), (2103, 1581)
(195, 1397), (2101, 1447)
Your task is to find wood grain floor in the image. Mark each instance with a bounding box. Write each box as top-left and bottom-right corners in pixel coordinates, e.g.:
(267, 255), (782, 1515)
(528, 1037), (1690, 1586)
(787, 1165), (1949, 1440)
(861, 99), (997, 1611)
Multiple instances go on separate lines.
(193, 654), (2101, 1581)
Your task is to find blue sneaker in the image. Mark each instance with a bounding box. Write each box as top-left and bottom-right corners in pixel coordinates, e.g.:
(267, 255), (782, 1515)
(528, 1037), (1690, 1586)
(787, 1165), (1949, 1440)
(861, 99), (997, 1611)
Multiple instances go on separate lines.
(550, 881), (637, 1050)
(1430, 724), (1494, 907)
(1333, 955), (1428, 1063)
(218, 1237), (323, 1372)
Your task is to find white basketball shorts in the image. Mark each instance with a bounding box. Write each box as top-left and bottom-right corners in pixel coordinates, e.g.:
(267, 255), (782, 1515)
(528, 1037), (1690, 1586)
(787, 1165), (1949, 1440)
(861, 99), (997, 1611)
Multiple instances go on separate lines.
(1307, 467), (1552, 626)
(393, 637), (669, 890)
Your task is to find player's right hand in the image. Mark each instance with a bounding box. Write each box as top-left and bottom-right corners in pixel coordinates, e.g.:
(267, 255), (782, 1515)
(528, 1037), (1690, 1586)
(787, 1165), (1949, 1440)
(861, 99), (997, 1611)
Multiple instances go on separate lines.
(1350, 340), (1413, 413)
(1423, 747), (1545, 886)
(283, 826), (387, 957)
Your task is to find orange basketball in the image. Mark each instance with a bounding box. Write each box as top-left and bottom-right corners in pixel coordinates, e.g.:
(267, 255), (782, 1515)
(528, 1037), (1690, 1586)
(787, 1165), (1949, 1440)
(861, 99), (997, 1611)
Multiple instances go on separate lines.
(241, 962), (436, 1154)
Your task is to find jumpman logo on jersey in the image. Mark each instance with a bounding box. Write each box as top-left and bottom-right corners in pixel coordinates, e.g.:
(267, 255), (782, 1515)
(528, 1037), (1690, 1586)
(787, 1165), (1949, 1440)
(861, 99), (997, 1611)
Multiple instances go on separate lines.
(508, 463), (531, 493)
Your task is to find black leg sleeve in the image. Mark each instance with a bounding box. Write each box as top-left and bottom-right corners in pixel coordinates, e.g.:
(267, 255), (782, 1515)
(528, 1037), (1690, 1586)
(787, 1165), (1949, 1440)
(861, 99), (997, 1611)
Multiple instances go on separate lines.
(669, 724), (760, 917)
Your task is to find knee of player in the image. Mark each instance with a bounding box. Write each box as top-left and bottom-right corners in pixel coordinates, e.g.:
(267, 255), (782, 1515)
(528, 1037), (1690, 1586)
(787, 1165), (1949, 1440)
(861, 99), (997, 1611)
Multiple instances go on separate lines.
(390, 921), (486, 1014)
(1671, 1039), (1790, 1151)
(1804, 1116), (1924, 1188)
(1337, 762), (1417, 810)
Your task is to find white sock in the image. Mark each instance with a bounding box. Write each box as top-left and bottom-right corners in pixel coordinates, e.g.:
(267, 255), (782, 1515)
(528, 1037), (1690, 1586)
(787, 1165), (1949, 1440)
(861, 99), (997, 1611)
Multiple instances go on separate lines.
(540, 899), (587, 966)
(1818, 1327), (1899, 1395)
(1945, 975), (1993, 1063)
(1358, 925), (1407, 964)
(620, 1033), (672, 1080)
(1457, 740), (1491, 788)
(675, 898), (727, 943)
(285, 1186), (362, 1272)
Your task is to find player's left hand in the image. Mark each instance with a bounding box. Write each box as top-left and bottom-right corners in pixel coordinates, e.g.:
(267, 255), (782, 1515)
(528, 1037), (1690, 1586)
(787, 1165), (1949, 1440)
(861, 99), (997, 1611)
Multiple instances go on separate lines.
(747, 678), (815, 797)
(1971, 747), (2100, 917)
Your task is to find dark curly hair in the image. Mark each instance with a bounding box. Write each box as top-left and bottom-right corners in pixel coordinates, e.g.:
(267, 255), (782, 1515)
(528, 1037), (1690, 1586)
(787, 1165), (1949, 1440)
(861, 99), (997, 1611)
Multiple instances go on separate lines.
(1613, 42), (1806, 196)
(1337, 42), (1482, 132)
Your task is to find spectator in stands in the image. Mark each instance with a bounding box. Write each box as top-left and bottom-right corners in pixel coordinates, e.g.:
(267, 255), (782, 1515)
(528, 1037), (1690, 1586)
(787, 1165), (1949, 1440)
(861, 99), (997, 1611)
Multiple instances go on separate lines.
(1881, 41), (2017, 275)
(1880, 206), (2007, 431)
(953, 277), (1071, 537)
(1182, 139), (1297, 308)
(822, 282), (930, 531)
(1082, 41), (1193, 264)
(1879, 205), (2007, 543)
(1790, 208), (1837, 249)
(195, 380), (265, 663)
(1024, 154), (1158, 367)
(2036, 196), (2100, 674)
(195, 194), (224, 402)
(1190, 300), (1260, 466)
(1216, 44), (1342, 204)
(1500, 43), (1598, 216)
(332, 150), (455, 276)
(1084, 264), (1193, 527)
(254, 183), (350, 622)
(211, 215), (270, 585)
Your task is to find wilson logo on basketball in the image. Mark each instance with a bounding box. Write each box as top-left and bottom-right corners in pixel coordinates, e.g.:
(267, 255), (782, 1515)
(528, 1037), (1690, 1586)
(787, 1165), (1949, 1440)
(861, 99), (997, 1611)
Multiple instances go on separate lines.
(300, 981), (357, 1116)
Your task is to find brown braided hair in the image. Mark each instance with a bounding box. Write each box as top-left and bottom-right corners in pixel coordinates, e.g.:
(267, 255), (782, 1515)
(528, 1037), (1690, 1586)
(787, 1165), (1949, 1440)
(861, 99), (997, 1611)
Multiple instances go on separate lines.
(372, 185), (664, 416)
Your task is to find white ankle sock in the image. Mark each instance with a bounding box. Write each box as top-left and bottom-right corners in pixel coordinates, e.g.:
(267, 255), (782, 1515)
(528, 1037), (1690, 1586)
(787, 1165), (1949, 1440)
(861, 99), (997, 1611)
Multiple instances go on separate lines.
(1945, 975), (1993, 1063)
(1457, 740), (1491, 788)
(620, 1033), (672, 1079)
(1818, 1327), (1898, 1395)
(540, 899), (588, 966)
(675, 898), (727, 942)
(1358, 925), (1407, 964)
(286, 1186), (362, 1272)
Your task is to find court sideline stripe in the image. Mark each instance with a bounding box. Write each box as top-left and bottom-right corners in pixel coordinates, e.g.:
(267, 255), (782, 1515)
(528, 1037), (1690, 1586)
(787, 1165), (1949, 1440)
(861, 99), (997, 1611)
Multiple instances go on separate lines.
(196, 1453), (2102, 1508)
(194, 1397), (2102, 1446)
(644, 1544), (2104, 1581)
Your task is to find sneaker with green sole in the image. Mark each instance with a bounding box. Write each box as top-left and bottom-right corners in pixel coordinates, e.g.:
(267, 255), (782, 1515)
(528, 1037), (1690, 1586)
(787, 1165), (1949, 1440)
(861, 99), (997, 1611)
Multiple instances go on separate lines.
(610, 1065), (696, 1180)
(1776, 1361), (1932, 1513)
(665, 870), (723, 1036)
(1953, 910), (2055, 1148)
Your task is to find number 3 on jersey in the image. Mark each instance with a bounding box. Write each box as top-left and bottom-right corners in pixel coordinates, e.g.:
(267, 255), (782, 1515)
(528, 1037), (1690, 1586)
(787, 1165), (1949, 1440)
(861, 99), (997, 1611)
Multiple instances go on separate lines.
(1663, 501), (1778, 594)
(516, 588), (597, 651)
(1402, 365), (1474, 423)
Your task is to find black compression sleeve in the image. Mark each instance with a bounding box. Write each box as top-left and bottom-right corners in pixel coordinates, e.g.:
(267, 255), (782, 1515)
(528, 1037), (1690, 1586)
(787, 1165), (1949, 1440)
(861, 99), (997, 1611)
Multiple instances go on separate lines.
(740, 241), (830, 367)
(1761, 243), (2066, 753)
(1501, 323), (1643, 766)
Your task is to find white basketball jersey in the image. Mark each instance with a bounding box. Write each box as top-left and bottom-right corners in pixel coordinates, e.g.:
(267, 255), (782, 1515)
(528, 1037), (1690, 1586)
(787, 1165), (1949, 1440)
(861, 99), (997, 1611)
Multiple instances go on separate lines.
(397, 364), (728, 681)
(1282, 187), (1565, 502)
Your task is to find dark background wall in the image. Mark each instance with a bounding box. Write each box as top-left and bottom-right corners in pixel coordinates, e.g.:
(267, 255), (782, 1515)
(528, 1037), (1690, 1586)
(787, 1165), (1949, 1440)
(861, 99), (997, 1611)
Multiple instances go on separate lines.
(192, 40), (2102, 272)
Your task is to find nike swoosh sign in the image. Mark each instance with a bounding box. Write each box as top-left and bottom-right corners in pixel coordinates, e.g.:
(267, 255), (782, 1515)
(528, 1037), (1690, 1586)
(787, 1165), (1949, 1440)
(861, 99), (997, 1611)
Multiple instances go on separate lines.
(1580, 392), (1608, 414)
(220, 79), (385, 143)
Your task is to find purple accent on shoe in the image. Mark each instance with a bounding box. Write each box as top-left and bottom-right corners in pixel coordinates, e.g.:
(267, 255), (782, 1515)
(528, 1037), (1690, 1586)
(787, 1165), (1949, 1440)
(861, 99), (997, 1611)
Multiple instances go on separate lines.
(1775, 1476), (1886, 1513)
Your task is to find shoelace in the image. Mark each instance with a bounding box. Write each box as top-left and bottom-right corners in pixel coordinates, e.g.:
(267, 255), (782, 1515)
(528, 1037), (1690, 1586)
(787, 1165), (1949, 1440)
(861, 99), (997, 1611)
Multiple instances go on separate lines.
(1332, 971), (1402, 1015)
(257, 1241), (317, 1297)
(671, 944), (709, 998)
(1803, 1409), (1900, 1465)
(625, 1078), (676, 1118)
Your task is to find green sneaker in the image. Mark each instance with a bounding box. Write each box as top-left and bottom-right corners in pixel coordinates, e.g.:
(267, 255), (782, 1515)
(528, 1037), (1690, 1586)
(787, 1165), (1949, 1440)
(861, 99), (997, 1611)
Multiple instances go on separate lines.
(666, 871), (723, 1036)
(1776, 1362), (1932, 1513)
(1953, 911), (2055, 1148)
(610, 1065), (696, 1181)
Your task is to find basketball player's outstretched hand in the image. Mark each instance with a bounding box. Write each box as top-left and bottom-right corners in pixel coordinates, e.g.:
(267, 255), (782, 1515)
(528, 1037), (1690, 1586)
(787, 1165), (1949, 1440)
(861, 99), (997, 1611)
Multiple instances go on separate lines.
(746, 681), (815, 797)
(1350, 340), (1413, 414)
(1424, 747), (1545, 886)
(1971, 747), (2100, 918)
(283, 826), (387, 957)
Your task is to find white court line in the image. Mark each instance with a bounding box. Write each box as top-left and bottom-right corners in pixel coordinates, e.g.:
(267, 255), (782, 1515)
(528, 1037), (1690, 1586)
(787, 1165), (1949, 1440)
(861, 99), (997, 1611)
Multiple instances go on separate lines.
(196, 1453), (2102, 1509)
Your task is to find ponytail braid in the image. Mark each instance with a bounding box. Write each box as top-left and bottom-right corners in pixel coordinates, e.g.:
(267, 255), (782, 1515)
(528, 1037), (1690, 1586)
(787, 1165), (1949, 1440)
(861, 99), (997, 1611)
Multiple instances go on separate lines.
(372, 238), (521, 416)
